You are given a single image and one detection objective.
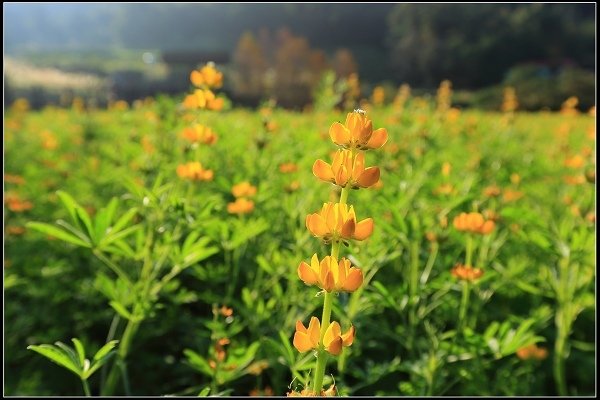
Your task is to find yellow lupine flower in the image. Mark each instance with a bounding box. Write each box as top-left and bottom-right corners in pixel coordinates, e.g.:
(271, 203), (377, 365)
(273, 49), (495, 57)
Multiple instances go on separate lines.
(453, 212), (495, 235)
(306, 202), (374, 243)
(312, 150), (380, 189)
(293, 317), (355, 356)
(298, 254), (363, 293)
(176, 162), (214, 181)
(227, 198), (254, 214)
(232, 182), (257, 198)
(329, 110), (388, 150)
(182, 124), (218, 145)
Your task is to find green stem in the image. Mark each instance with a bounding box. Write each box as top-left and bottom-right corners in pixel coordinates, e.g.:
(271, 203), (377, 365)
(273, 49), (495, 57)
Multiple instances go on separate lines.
(82, 379), (91, 397)
(93, 250), (132, 286)
(554, 331), (568, 395)
(457, 280), (471, 334)
(465, 235), (474, 267)
(312, 290), (334, 394)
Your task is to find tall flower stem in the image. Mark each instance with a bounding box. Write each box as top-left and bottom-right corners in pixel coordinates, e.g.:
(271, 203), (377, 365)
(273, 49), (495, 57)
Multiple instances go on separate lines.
(312, 186), (349, 394)
(457, 235), (474, 333)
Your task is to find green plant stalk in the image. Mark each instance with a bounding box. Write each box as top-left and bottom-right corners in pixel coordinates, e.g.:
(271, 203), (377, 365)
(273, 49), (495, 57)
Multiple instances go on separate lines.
(82, 378), (91, 397)
(312, 185), (349, 394)
(457, 235), (474, 333)
(554, 328), (568, 396)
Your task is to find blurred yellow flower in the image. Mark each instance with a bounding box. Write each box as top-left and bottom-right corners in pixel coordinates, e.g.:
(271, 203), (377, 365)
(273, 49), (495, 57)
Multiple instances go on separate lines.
(227, 198), (254, 214)
(190, 62), (223, 89)
(293, 317), (354, 356)
(451, 263), (483, 281)
(176, 162), (214, 181)
(453, 212), (495, 235)
(182, 124), (218, 145)
(232, 182), (257, 198)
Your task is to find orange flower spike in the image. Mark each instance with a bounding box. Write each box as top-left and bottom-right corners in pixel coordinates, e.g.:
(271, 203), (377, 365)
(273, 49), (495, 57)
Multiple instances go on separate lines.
(298, 254), (363, 293)
(453, 212), (495, 235)
(313, 150), (380, 189)
(323, 322), (355, 355)
(293, 317), (321, 353)
(329, 110), (388, 150)
(177, 162), (214, 181)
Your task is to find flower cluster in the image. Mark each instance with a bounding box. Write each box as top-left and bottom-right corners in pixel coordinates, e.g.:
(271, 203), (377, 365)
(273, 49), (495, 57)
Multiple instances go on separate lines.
(228, 182), (256, 214)
(293, 110), (387, 394)
(178, 63), (224, 183)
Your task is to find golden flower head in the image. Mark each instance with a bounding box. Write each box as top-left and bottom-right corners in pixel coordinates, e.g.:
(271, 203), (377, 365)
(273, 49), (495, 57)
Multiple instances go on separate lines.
(176, 162), (214, 181)
(182, 124), (218, 145)
(306, 202), (374, 244)
(293, 317), (355, 356)
(453, 212), (495, 235)
(279, 162), (298, 173)
(298, 254), (363, 293)
(329, 110), (388, 150)
(190, 62), (223, 89)
(227, 198), (254, 214)
(232, 182), (257, 198)
(313, 150), (380, 189)
(516, 343), (548, 361)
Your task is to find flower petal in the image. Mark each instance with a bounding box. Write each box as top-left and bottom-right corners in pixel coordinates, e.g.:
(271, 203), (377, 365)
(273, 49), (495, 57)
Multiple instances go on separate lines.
(343, 267), (363, 292)
(326, 337), (343, 356)
(366, 128), (388, 149)
(356, 167), (380, 188)
(293, 332), (314, 353)
(353, 218), (374, 240)
(298, 261), (319, 285)
(341, 325), (355, 346)
(330, 122), (350, 146)
(313, 160), (335, 183)
(306, 214), (329, 237)
(308, 317), (321, 346)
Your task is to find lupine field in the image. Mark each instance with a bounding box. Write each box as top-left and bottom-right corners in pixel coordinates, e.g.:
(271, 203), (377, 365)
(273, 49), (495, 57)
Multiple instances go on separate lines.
(4, 64), (596, 397)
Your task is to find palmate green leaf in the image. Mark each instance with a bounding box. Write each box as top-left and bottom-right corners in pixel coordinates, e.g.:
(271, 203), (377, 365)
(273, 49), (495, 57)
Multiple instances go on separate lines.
(93, 340), (119, 362)
(27, 344), (81, 377)
(56, 191), (94, 242)
(99, 224), (142, 248)
(107, 207), (139, 236)
(26, 222), (91, 248)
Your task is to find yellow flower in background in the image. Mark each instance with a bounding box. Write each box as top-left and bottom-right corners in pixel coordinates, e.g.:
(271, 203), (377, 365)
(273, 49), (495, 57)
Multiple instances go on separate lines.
(329, 110), (388, 150)
(517, 344), (548, 361)
(298, 254), (363, 293)
(501, 87), (519, 113)
(560, 96), (579, 116)
(441, 162), (452, 177)
(371, 86), (385, 106)
(176, 162), (214, 181)
(227, 198), (255, 214)
(453, 212), (495, 235)
(279, 163), (298, 173)
(190, 62), (223, 89)
(451, 263), (484, 281)
(182, 124), (218, 145)
(436, 80), (452, 113)
(232, 182), (257, 198)
(306, 202), (374, 243)
(312, 150), (380, 189)
(564, 154), (585, 169)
